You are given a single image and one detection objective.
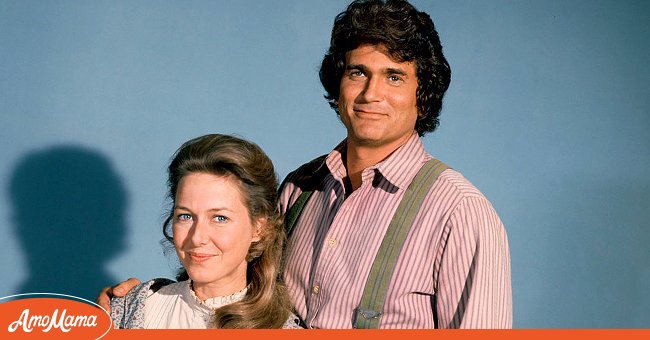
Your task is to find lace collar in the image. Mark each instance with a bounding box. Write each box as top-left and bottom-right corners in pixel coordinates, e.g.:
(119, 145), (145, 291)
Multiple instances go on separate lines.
(182, 280), (248, 311)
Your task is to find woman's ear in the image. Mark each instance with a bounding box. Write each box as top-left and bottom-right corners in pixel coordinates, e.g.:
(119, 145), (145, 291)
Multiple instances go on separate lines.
(252, 218), (265, 242)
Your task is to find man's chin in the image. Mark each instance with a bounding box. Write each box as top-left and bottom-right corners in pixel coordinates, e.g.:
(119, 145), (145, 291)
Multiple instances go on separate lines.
(347, 128), (386, 146)
(349, 133), (393, 148)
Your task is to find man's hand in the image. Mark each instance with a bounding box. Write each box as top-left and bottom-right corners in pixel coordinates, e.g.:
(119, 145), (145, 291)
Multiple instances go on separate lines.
(96, 278), (141, 313)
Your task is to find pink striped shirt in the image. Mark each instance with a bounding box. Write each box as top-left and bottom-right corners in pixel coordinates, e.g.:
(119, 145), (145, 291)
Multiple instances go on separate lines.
(279, 134), (512, 329)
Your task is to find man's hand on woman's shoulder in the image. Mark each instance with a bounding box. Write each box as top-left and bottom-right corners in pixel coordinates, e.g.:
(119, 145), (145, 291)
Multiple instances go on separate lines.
(96, 277), (142, 312)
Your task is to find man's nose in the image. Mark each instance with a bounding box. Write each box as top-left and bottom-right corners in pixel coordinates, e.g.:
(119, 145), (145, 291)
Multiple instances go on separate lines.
(359, 76), (383, 102)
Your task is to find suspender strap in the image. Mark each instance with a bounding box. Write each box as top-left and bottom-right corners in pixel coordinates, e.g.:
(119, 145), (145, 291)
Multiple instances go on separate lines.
(353, 158), (449, 328)
(284, 190), (314, 238)
(282, 155), (327, 238)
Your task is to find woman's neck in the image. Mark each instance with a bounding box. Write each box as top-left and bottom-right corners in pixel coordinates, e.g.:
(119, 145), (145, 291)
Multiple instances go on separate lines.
(191, 278), (247, 301)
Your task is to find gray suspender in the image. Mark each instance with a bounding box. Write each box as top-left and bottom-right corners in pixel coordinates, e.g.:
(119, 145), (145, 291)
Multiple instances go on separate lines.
(284, 188), (314, 239)
(284, 158), (449, 328)
(353, 158), (448, 328)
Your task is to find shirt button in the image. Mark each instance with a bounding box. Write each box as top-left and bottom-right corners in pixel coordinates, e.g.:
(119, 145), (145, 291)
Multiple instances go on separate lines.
(327, 238), (337, 247)
(312, 285), (321, 295)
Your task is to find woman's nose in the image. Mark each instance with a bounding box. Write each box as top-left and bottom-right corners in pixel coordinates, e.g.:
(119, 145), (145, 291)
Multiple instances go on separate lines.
(189, 219), (209, 245)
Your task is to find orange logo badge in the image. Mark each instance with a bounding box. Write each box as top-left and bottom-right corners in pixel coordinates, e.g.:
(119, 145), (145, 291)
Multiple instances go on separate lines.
(0, 293), (112, 339)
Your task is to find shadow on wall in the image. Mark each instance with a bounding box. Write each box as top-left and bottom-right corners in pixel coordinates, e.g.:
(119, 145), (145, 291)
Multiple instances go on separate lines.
(8, 145), (128, 301)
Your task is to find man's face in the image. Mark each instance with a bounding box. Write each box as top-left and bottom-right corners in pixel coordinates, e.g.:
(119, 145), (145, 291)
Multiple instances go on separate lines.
(338, 44), (419, 149)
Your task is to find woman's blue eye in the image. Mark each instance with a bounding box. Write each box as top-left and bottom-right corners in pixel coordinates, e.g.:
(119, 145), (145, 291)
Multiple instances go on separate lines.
(177, 214), (192, 221)
(214, 215), (228, 223)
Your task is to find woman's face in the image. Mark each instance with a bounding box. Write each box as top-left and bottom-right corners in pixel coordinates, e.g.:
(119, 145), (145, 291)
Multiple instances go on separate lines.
(172, 172), (261, 297)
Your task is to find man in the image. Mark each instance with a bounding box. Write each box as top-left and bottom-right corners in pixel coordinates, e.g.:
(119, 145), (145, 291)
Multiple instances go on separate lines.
(99, 0), (511, 328)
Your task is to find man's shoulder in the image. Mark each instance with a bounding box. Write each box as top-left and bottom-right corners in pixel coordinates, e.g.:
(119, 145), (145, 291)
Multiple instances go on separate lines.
(432, 167), (488, 200)
(429, 167), (502, 220)
(282, 154), (329, 191)
(288, 154), (328, 176)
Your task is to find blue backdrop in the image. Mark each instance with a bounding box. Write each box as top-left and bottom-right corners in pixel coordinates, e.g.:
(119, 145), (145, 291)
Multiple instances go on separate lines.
(1, 0), (648, 328)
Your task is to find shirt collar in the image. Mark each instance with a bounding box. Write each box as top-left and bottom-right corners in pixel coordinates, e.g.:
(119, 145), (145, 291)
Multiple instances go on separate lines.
(324, 139), (348, 181)
(323, 133), (429, 190)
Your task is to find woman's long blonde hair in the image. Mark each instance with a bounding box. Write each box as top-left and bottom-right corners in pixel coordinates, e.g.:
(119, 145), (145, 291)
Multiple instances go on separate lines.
(162, 134), (292, 328)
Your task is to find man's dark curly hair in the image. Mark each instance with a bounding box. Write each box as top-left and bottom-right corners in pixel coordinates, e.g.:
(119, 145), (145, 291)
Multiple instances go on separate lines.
(320, 0), (451, 136)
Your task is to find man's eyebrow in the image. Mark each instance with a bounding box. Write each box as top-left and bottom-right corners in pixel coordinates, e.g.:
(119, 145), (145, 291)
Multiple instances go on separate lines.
(385, 67), (407, 76)
(345, 64), (408, 76)
(345, 64), (366, 70)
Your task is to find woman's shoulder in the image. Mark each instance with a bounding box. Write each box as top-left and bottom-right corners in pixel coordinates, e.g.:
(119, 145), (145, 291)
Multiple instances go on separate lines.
(126, 278), (176, 300)
(281, 312), (303, 329)
(110, 278), (175, 329)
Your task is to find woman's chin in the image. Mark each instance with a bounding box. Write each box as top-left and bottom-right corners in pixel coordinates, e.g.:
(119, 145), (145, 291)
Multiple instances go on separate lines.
(184, 268), (213, 283)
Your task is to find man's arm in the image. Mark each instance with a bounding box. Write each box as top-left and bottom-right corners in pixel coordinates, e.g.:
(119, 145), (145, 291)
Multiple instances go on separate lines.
(435, 196), (512, 328)
(96, 278), (141, 312)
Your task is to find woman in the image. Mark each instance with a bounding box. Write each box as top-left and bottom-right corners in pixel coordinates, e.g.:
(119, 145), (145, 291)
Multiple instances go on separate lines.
(110, 134), (300, 329)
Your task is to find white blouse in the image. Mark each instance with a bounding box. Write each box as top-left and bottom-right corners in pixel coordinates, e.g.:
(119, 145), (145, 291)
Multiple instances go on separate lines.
(143, 279), (247, 329)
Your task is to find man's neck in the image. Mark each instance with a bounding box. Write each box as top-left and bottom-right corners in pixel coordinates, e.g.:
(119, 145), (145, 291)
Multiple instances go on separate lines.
(344, 133), (415, 191)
